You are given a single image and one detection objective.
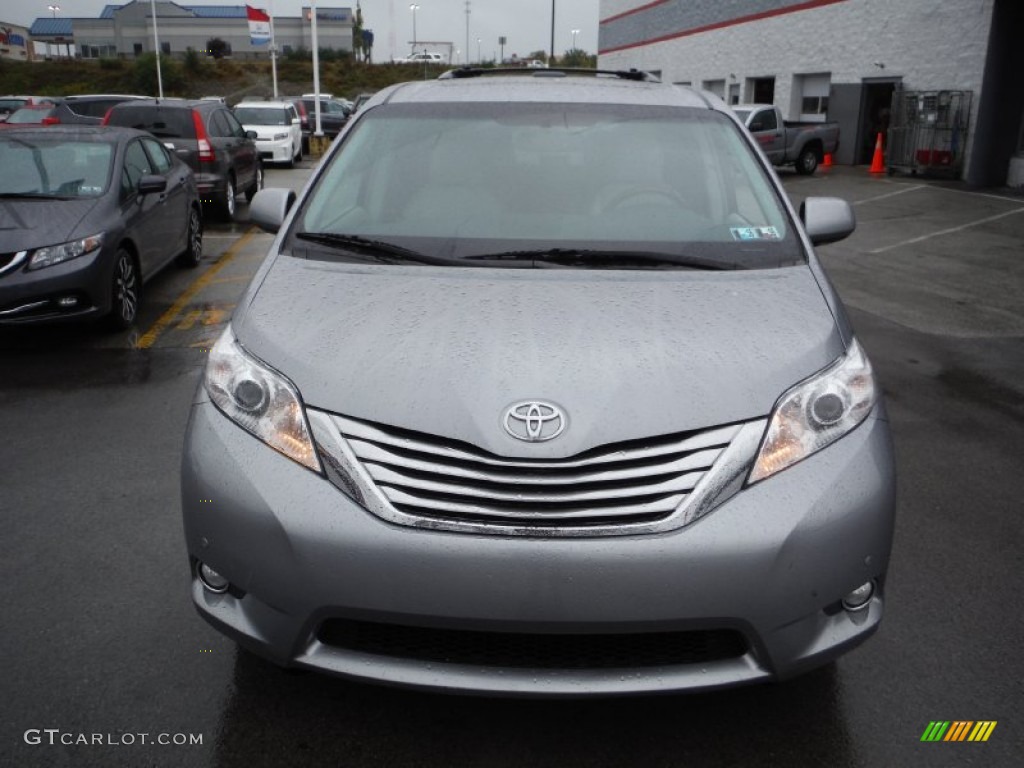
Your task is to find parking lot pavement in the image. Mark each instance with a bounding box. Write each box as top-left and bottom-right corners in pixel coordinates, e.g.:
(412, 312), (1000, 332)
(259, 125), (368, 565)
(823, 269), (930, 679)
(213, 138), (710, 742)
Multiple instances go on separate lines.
(1, 163), (1022, 768)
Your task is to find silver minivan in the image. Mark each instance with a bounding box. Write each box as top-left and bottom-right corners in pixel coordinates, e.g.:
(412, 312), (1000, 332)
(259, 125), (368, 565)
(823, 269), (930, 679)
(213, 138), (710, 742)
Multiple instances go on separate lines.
(181, 70), (896, 696)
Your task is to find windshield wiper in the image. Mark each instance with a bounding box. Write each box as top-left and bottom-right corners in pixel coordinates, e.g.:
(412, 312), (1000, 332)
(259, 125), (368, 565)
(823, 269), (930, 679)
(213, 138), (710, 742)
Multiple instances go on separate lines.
(0, 192), (74, 200)
(294, 232), (466, 266)
(463, 248), (738, 270)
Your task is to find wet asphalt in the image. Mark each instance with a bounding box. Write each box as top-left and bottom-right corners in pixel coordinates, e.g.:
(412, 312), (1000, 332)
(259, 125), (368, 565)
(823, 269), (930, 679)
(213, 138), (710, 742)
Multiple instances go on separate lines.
(1, 163), (1022, 768)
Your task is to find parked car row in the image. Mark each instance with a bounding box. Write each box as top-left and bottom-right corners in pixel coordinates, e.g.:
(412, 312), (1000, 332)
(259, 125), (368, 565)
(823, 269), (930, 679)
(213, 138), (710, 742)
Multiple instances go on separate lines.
(0, 89), (326, 331)
(0, 94), (148, 126)
(0, 125), (202, 329)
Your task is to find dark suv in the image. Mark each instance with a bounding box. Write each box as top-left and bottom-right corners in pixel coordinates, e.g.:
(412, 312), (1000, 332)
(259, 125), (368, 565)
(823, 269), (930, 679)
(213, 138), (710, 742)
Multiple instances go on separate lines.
(52, 94), (146, 125)
(104, 99), (262, 220)
(297, 97), (350, 138)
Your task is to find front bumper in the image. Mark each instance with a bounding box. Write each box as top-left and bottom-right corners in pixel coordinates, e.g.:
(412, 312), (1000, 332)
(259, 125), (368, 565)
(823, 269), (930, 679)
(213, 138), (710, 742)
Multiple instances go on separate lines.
(181, 398), (896, 696)
(256, 137), (293, 163)
(0, 246), (111, 324)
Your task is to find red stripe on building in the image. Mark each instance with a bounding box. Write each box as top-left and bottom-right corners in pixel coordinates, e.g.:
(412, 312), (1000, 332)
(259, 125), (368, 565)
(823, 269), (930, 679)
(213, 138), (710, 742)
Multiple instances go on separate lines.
(599, 0), (849, 55)
(602, 0), (672, 26)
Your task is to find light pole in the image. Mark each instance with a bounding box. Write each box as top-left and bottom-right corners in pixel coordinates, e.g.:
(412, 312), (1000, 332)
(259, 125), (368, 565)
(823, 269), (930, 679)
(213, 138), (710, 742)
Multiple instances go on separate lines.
(476, 37), (481, 64)
(571, 29), (580, 50)
(409, 4), (419, 54)
(549, 0), (555, 65)
(149, 0), (163, 98)
(47, 5), (61, 57)
(464, 1), (470, 71)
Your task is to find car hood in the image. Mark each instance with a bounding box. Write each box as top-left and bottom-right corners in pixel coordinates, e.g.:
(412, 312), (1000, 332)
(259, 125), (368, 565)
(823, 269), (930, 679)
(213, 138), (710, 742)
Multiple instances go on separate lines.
(0, 198), (101, 251)
(235, 258), (843, 457)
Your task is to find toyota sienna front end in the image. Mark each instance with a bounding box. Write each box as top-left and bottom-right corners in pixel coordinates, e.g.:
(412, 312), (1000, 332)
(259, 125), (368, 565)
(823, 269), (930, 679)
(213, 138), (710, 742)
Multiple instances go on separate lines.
(181, 71), (896, 696)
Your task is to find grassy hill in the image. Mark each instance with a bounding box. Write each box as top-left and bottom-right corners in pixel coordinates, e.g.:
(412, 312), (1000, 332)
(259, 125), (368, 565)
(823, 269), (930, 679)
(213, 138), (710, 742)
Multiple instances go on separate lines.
(0, 55), (449, 103)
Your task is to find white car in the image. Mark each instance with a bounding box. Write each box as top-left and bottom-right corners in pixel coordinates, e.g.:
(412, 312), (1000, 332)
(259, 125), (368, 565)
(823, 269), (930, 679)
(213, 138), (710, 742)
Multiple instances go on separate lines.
(399, 52), (444, 64)
(232, 101), (303, 167)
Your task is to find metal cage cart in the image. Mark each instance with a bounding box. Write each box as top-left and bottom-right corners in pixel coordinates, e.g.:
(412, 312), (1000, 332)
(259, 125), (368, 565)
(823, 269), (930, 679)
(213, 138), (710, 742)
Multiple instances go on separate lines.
(887, 90), (972, 177)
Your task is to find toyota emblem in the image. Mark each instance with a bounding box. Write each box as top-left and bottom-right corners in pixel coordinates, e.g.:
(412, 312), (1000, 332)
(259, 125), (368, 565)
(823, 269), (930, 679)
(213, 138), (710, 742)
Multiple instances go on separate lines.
(503, 401), (566, 442)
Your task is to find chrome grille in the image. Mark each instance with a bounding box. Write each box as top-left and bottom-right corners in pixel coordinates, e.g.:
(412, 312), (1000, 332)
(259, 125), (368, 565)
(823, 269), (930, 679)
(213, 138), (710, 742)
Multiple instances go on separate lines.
(328, 414), (742, 529)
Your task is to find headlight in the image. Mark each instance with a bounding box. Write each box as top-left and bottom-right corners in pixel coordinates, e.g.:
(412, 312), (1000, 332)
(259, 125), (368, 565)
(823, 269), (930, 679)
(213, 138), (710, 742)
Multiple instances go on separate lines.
(27, 233), (104, 270)
(205, 326), (321, 473)
(273, 132), (289, 141)
(749, 339), (877, 484)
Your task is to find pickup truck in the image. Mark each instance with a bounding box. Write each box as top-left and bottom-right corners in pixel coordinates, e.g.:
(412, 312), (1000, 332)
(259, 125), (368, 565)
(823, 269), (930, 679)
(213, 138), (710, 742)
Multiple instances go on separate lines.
(398, 52), (445, 64)
(732, 104), (839, 175)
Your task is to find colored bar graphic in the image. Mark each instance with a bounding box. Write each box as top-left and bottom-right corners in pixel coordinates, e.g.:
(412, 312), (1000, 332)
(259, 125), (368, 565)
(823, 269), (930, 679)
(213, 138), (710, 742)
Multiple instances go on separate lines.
(969, 722), (997, 742)
(944, 721), (972, 741)
(921, 721), (996, 742)
(921, 721), (950, 741)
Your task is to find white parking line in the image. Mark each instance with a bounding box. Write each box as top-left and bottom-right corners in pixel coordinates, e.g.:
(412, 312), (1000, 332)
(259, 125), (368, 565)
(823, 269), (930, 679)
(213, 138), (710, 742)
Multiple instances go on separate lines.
(853, 185), (925, 205)
(868, 207), (1024, 254)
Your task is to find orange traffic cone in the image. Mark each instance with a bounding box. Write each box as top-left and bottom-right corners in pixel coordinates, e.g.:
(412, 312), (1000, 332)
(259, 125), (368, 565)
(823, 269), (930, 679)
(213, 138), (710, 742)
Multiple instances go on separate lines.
(823, 153), (833, 168)
(869, 132), (885, 173)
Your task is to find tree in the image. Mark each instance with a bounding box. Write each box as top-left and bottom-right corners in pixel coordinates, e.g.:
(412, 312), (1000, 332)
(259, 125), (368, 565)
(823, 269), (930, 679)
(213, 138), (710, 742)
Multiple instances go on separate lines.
(561, 48), (595, 68)
(206, 37), (230, 59)
(133, 53), (185, 95)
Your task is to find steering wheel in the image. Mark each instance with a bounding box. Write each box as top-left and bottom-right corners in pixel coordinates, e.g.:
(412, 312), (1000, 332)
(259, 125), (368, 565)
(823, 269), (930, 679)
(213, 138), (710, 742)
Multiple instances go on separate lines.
(599, 185), (688, 213)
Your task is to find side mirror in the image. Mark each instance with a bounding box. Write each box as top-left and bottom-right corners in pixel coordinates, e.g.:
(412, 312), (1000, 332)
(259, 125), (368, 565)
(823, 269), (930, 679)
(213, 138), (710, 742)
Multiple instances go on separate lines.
(245, 130), (258, 140)
(249, 187), (296, 234)
(138, 175), (167, 195)
(800, 197), (856, 246)
(291, 117), (301, 125)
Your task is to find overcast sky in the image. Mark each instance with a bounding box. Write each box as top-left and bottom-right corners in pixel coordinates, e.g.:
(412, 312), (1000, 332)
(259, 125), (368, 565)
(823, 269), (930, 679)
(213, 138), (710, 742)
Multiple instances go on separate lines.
(6, 1), (602, 63)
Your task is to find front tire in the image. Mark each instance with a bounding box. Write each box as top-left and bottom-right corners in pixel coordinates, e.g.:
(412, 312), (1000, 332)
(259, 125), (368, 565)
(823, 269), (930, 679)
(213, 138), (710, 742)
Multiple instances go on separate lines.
(796, 147), (819, 175)
(176, 205), (203, 268)
(107, 248), (140, 330)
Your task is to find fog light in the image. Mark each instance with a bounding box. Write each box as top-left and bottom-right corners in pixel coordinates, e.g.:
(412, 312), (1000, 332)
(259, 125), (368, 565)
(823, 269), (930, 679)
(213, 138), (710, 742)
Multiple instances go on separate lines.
(842, 580), (875, 612)
(198, 562), (229, 593)
(58, 296), (79, 307)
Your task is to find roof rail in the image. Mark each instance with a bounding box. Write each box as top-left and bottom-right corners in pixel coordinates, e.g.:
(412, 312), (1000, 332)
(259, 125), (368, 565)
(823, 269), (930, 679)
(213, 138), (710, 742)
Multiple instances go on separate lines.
(438, 67), (661, 83)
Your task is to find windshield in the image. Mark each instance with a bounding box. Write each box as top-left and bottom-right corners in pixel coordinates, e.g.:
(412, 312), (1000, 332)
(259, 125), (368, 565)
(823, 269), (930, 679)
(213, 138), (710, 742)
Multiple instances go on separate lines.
(6, 107), (53, 124)
(235, 107), (291, 126)
(0, 137), (113, 198)
(292, 102), (802, 268)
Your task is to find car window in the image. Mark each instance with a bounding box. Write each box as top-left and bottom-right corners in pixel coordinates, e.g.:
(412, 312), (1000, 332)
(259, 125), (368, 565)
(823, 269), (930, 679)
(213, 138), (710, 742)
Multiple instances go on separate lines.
(108, 106), (194, 139)
(122, 140), (154, 198)
(222, 110), (247, 138)
(142, 138), (173, 173)
(5, 107), (54, 124)
(294, 102), (800, 268)
(234, 106), (290, 126)
(69, 98), (126, 118)
(0, 98), (28, 117)
(0, 137), (112, 198)
(756, 109), (777, 131)
(207, 111), (230, 138)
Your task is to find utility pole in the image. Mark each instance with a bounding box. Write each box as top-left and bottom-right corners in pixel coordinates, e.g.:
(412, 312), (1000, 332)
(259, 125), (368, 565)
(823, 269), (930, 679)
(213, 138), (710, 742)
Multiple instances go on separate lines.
(149, 0), (164, 98)
(465, 1), (471, 69)
(550, 0), (555, 65)
(269, 0), (278, 98)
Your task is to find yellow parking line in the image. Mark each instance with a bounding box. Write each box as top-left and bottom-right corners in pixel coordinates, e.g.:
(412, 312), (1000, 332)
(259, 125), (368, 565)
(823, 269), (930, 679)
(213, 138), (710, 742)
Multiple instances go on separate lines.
(135, 227), (258, 349)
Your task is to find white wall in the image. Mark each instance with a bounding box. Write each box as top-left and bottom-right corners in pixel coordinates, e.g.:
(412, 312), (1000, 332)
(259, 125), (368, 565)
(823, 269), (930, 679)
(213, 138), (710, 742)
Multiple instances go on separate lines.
(599, 0), (995, 170)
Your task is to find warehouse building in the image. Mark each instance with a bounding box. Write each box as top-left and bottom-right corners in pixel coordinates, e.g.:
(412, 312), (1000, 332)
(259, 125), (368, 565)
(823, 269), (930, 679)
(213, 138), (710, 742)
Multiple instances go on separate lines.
(29, 1), (353, 61)
(598, 0), (1024, 187)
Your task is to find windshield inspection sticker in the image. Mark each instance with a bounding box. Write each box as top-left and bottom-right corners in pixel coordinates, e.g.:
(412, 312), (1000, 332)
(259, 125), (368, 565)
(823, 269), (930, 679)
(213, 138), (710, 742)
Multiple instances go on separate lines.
(730, 226), (781, 241)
